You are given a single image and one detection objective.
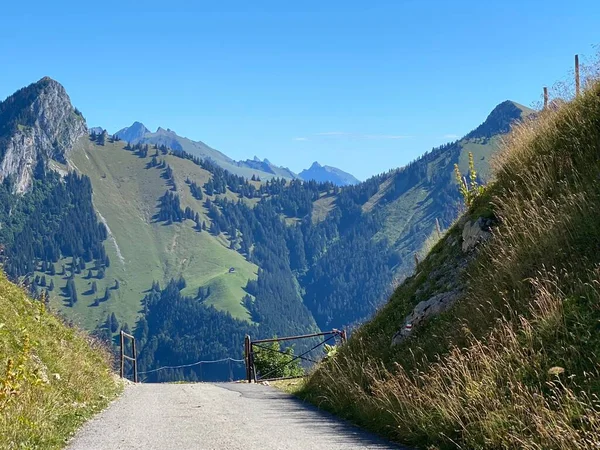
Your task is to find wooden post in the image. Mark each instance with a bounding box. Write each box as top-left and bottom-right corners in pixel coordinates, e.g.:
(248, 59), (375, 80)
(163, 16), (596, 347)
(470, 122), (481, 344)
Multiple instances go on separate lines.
(244, 335), (251, 382)
(228, 358), (233, 382)
(250, 344), (257, 383)
(132, 336), (138, 383)
(435, 218), (442, 238)
(120, 331), (124, 379)
(414, 253), (419, 267)
(543, 87), (548, 109)
(340, 329), (347, 343)
(575, 54), (580, 97)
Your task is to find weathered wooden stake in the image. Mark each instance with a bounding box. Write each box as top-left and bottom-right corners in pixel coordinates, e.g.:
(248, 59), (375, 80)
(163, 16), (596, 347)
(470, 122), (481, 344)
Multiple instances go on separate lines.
(340, 329), (347, 343)
(414, 253), (419, 267)
(575, 54), (580, 97)
(120, 331), (124, 379)
(435, 218), (442, 238)
(543, 87), (548, 109)
(132, 336), (138, 383)
(244, 335), (251, 382)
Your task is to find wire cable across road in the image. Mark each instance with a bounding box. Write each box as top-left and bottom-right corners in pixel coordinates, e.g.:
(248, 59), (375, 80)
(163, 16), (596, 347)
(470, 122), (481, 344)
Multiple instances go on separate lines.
(138, 357), (245, 375)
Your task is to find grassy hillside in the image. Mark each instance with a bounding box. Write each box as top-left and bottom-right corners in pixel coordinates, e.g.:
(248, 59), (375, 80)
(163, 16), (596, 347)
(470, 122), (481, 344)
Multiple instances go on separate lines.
(314, 102), (534, 283)
(49, 137), (259, 332)
(0, 271), (120, 448)
(299, 84), (600, 448)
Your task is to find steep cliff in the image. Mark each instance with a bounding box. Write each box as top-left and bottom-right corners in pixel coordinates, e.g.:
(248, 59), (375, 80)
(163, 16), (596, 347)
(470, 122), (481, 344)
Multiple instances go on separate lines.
(0, 77), (86, 193)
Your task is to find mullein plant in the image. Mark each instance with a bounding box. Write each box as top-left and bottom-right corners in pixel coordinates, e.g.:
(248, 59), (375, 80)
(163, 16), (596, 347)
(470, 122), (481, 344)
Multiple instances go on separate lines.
(454, 152), (485, 207)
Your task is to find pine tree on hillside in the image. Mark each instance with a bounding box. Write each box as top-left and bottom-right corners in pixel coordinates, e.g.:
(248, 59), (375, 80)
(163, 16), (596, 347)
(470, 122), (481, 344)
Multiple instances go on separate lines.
(109, 312), (119, 333)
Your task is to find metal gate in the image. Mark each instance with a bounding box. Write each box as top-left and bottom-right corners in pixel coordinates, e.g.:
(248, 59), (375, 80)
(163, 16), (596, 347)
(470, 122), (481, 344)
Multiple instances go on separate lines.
(244, 329), (346, 382)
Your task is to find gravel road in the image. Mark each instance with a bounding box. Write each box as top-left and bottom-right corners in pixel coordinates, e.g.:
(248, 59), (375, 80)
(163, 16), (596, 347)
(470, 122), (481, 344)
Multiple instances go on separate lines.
(67, 383), (405, 449)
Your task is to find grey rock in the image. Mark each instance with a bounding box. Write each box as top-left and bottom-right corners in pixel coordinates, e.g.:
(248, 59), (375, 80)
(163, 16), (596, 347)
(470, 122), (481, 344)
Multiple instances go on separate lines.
(461, 217), (492, 252)
(392, 290), (462, 346)
(0, 77), (87, 193)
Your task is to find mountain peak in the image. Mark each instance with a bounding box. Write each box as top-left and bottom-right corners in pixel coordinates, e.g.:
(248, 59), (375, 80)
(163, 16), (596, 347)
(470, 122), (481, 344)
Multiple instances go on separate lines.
(115, 121), (150, 143)
(466, 100), (534, 140)
(299, 162), (359, 186)
(0, 78), (86, 193)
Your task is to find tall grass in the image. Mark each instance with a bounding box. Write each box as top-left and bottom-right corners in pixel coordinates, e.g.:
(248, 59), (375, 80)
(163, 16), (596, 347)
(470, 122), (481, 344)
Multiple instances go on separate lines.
(0, 273), (121, 449)
(299, 67), (600, 448)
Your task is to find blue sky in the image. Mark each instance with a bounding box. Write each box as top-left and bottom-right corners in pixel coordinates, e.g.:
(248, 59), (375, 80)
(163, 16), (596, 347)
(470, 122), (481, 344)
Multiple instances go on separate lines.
(1, 1), (599, 180)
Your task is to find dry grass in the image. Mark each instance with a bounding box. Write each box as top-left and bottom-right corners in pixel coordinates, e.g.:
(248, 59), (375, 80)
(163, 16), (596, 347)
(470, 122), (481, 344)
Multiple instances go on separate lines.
(299, 62), (600, 448)
(0, 272), (121, 449)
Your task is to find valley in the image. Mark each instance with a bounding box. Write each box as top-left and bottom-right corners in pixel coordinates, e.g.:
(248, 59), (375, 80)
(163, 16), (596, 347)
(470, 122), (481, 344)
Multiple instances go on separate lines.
(0, 77), (531, 383)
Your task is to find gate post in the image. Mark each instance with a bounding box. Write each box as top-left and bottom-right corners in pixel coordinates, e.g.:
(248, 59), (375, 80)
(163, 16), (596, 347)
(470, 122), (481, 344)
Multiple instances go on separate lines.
(120, 330), (125, 378)
(132, 336), (138, 383)
(244, 335), (251, 382)
(340, 329), (347, 343)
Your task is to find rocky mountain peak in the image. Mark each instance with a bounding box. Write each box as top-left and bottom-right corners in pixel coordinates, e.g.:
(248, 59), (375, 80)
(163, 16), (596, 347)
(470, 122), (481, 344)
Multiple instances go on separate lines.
(299, 161), (359, 186)
(0, 77), (87, 193)
(114, 121), (150, 143)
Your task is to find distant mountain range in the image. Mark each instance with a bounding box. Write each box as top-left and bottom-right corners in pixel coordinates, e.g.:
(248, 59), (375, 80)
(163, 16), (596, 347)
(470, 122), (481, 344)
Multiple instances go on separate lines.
(299, 161), (360, 186)
(112, 122), (358, 185)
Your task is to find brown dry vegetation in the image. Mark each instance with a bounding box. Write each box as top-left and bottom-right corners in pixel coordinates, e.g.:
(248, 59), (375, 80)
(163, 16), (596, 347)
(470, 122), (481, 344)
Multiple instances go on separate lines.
(299, 66), (600, 448)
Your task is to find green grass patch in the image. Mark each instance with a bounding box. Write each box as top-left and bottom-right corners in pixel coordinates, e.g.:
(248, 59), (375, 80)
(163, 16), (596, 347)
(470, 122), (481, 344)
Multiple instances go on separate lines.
(0, 272), (121, 449)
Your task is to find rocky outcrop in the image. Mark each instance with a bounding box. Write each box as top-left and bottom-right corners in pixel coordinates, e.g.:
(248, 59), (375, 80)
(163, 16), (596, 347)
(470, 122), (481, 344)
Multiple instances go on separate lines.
(392, 215), (496, 346)
(461, 217), (492, 252)
(392, 290), (462, 345)
(0, 77), (86, 193)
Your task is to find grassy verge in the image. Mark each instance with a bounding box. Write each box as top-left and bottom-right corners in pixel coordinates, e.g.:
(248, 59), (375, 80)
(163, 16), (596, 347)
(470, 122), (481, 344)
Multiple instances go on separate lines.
(0, 271), (121, 449)
(299, 78), (600, 448)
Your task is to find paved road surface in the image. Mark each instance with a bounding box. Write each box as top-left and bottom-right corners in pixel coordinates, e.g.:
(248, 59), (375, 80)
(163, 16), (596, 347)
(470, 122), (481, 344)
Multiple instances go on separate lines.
(67, 383), (404, 449)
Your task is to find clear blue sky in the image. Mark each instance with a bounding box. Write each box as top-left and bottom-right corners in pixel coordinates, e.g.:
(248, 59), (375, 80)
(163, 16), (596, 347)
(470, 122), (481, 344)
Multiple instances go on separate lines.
(1, 1), (599, 180)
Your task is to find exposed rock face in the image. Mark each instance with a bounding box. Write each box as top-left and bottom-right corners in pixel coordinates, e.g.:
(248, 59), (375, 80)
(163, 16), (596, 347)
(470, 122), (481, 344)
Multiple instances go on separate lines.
(391, 215), (496, 346)
(461, 217), (492, 252)
(0, 77), (87, 193)
(392, 290), (462, 345)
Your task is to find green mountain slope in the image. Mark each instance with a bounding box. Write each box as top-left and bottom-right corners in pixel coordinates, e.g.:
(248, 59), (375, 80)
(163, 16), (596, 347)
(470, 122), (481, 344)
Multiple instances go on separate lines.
(60, 137), (259, 330)
(365, 101), (533, 278)
(300, 85), (600, 448)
